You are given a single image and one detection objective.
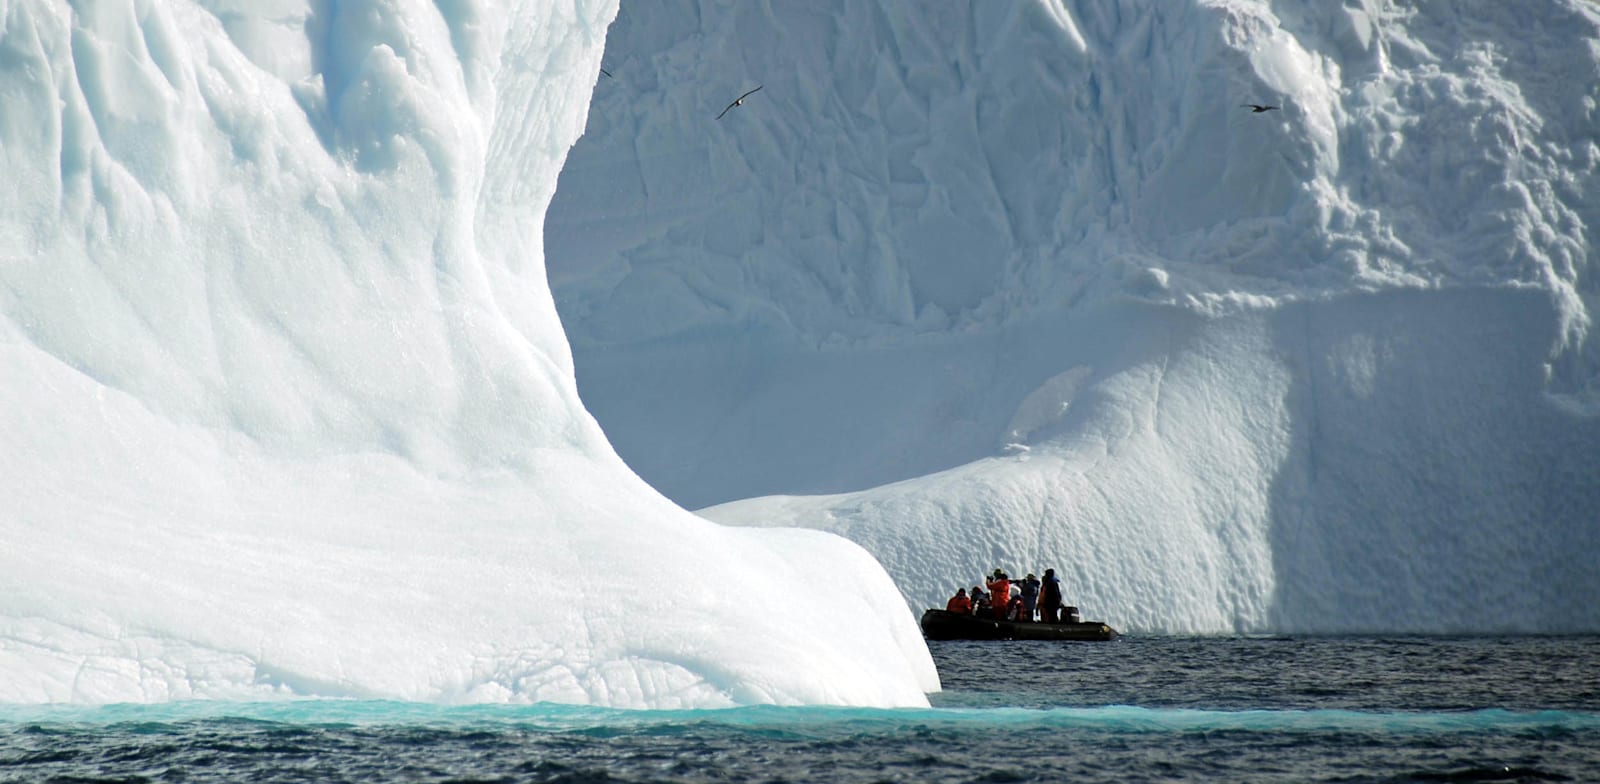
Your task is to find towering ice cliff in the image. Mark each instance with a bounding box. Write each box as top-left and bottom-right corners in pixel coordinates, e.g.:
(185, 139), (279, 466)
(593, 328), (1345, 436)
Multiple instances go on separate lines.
(548, 0), (1600, 633)
(0, 1), (937, 706)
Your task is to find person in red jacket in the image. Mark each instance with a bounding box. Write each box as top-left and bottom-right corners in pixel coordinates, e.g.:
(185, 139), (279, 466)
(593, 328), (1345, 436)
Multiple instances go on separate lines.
(945, 587), (972, 614)
(985, 569), (1011, 619)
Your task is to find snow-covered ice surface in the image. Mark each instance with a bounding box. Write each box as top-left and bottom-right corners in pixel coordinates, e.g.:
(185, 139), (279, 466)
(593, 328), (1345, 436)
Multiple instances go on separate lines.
(548, 0), (1600, 633)
(0, 1), (937, 706)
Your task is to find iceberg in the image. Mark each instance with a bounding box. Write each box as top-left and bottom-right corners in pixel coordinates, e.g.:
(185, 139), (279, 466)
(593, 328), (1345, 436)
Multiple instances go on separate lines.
(0, 1), (936, 706)
(549, 0), (1600, 633)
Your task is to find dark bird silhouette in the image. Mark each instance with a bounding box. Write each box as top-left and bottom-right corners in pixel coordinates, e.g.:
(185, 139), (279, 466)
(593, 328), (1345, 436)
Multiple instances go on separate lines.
(716, 85), (763, 120)
(1242, 104), (1279, 113)
(600, 68), (612, 78)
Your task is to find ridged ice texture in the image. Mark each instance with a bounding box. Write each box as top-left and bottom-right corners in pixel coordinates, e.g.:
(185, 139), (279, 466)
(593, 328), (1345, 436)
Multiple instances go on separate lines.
(549, 0), (1600, 633)
(0, 0), (938, 706)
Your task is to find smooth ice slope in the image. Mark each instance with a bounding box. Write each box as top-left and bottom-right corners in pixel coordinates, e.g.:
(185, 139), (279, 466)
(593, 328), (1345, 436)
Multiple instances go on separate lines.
(0, 1), (937, 706)
(548, 0), (1600, 633)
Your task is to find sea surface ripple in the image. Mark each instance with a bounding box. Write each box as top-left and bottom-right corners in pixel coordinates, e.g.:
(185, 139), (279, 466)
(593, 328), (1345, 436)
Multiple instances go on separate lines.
(2, 636), (1596, 783)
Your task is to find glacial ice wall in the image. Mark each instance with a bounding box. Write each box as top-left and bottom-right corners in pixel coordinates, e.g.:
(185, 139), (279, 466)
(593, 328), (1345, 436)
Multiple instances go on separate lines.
(0, 0), (938, 706)
(548, 0), (1600, 632)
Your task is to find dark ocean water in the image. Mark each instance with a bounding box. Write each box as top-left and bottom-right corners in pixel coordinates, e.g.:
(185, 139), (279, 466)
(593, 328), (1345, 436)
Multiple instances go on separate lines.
(3, 636), (1597, 783)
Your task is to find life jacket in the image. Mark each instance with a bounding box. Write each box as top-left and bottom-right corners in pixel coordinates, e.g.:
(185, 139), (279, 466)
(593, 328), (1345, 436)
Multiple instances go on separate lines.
(946, 595), (972, 614)
(986, 578), (1010, 616)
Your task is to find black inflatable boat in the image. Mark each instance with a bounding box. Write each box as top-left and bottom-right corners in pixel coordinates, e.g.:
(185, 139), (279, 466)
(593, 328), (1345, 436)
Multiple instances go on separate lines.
(920, 608), (1118, 641)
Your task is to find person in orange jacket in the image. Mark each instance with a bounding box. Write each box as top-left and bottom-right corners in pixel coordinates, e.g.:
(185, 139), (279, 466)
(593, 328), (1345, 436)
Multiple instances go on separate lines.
(985, 569), (1011, 619)
(945, 587), (972, 614)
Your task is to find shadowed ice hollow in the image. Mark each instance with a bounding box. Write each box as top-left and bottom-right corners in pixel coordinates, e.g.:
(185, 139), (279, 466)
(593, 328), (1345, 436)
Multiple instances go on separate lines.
(548, 0), (1600, 634)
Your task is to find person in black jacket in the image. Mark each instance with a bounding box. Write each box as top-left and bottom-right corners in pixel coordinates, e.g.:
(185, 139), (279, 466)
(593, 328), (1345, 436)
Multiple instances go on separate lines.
(1039, 568), (1064, 623)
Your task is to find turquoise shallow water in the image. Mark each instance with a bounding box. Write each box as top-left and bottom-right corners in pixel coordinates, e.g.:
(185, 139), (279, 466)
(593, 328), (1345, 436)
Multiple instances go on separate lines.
(4, 700), (1597, 734)
(4, 636), (1598, 782)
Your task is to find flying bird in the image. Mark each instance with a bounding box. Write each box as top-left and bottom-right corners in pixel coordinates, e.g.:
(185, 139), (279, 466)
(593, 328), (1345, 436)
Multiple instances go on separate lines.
(1241, 104), (1280, 113)
(716, 85), (763, 120)
(600, 68), (613, 78)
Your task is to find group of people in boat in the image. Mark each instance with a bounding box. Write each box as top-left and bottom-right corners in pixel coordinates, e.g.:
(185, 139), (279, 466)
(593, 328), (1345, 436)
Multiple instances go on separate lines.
(945, 567), (1079, 624)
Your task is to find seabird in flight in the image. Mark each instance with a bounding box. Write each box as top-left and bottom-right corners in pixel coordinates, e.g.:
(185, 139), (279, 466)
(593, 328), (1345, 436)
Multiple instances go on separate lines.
(1241, 104), (1279, 113)
(716, 85), (763, 120)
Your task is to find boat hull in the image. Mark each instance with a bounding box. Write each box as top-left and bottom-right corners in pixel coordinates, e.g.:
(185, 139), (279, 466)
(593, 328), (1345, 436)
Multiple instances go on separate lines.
(920, 609), (1118, 642)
